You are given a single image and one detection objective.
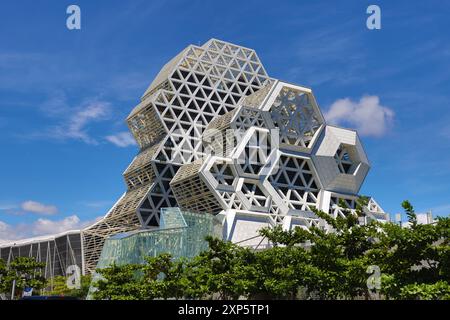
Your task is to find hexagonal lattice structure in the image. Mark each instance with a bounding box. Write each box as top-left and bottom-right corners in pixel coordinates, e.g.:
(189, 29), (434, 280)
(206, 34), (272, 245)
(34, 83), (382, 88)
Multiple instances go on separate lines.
(311, 125), (370, 194)
(0, 39), (388, 276)
(172, 76), (385, 245)
(82, 39), (272, 273)
(260, 82), (325, 153)
(268, 154), (321, 212)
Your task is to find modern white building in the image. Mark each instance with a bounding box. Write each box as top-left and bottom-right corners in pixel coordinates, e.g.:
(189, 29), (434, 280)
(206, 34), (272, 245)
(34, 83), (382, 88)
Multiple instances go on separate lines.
(0, 39), (388, 277)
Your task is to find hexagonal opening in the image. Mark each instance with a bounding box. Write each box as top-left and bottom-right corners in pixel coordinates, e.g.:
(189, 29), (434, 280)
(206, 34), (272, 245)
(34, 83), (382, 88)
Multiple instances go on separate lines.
(269, 86), (324, 149)
(334, 144), (359, 175)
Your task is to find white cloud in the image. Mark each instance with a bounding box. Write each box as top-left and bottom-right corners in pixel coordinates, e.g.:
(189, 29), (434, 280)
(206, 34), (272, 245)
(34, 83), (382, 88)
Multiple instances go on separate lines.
(0, 221), (15, 244)
(0, 203), (16, 211)
(440, 125), (450, 140)
(0, 215), (103, 243)
(79, 200), (113, 208)
(30, 100), (112, 145)
(31, 215), (86, 235)
(324, 95), (394, 137)
(105, 131), (137, 147)
(54, 101), (111, 144)
(39, 90), (72, 117)
(21, 200), (58, 215)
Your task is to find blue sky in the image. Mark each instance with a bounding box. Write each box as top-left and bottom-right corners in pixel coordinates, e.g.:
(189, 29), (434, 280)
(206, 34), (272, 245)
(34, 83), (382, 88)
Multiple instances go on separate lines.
(1, 0), (449, 240)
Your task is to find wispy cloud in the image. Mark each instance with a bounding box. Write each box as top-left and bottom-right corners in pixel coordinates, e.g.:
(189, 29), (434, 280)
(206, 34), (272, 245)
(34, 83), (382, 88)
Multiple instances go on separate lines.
(324, 95), (394, 137)
(282, 19), (366, 86)
(29, 99), (112, 145)
(1, 200), (58, 216)
(105, 131), (137, 147)
(0, 201), (15, 209)
(59, 101), (111, 144)
(0, 51), (146, 97)
(78, 200), (113, 209)
(440, 126), (450, 140)
(38, 90), (71, 117)
(21, 200), (58, 215)
(0, 53), (45, 92)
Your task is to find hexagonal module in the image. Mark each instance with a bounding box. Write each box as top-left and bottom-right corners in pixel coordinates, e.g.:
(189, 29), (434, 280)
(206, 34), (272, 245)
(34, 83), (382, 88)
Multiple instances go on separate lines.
(260, 81), (326, 153)
(172, 74), (383, 244)
(268, 154), (322, 213)
(311, 125), (370, 194)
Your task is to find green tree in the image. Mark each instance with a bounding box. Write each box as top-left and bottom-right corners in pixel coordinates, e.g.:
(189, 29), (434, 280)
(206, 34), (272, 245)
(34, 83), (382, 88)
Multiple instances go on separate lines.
(186, 236), (256, 299)
(398, 281), (450, 300)
(258, 197), (378, 299)
(140, 253), (189, 299)
(90, 199), (449, 300)
(0, 257), (46, 299)
(0, 258), (8, 294)
(369, 200), (450, 299)
(92, 263), (145, 300)
(46, 274), (92, 299)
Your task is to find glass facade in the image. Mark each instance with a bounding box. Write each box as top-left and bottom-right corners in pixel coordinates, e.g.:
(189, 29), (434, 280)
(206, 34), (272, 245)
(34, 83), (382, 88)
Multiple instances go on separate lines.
(95, 208), (214, 268)
(87, 208), (217, 299)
